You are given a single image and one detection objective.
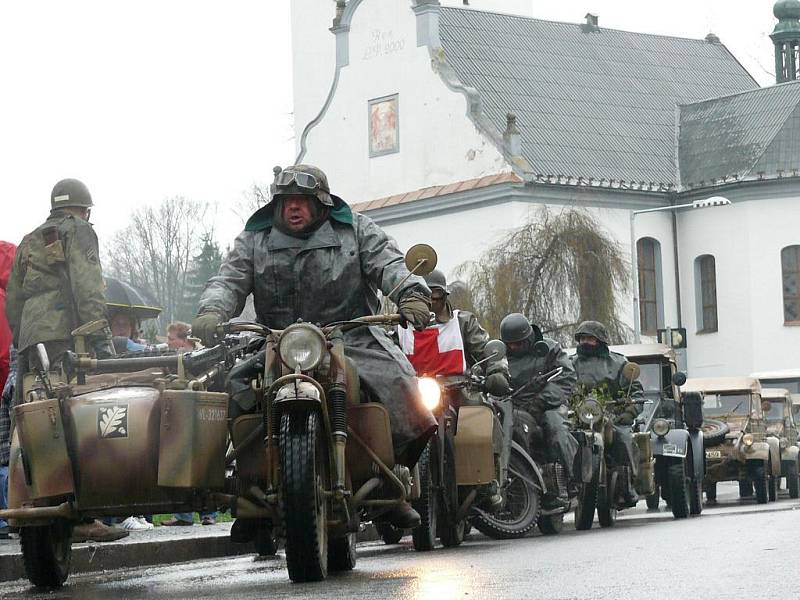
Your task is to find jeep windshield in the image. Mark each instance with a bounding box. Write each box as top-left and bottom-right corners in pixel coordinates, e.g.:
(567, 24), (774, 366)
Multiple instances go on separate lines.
(702, 393), (751, 417)
(764, 401), (784, 420)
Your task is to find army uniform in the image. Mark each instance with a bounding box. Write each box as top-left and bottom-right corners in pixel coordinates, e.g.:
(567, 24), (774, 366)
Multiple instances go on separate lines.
(570, 321), (644, 491)
(195, 165), (435, 468)
(5, 179), (112, 402)
(501, 313), (578, 488)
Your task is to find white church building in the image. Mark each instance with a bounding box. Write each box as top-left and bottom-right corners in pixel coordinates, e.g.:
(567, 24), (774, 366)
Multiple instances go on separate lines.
(289, 0), (800, 378)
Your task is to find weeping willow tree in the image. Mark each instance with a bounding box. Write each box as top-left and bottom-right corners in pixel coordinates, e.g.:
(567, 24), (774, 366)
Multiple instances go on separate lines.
(452, 207), (631, 345)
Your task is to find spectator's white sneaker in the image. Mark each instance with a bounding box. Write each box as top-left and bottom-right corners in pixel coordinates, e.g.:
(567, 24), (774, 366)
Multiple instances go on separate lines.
(135, 517), (154, 529)
(118, 516), (152, 531)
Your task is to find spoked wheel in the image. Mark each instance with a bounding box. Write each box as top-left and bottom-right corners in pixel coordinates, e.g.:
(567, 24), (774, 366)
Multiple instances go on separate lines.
(375, 523), (404, 545)
(280, 410), (329, 582)
(596, 468), (617, 528)
(537, 512), (564, 535)
(574, 453), (600, 531)
(20, 519), (73, 588)
(471, 445), (539, 539)
(667, 460), (690, 519)
(411, 441), (438, 551)
(328, 532), (357, 572)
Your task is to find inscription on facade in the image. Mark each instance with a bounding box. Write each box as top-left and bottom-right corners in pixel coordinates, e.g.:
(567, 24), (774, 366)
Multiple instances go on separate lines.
(363, 29), (405, 60)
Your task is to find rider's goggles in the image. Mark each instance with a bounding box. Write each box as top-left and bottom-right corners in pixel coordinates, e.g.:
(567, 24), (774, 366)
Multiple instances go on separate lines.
(275, 169), (321, 192)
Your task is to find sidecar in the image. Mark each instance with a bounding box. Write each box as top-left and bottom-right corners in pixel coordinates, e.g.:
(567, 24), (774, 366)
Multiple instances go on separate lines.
(3, 356), (229, 588)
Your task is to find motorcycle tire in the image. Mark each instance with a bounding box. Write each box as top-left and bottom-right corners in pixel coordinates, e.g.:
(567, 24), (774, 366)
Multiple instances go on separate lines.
(701, 419), (729, 448)
(280, 410), (329, 582)
(537, 513), (564, 535)
(412, 441), (438, 551)
(328, 532), (357, 572)
(787, 461), (799, 499)
(667, 460), (689, 519)
(574, 453), (600, 531)
(750, 462), (768, 504)
(376, 522), (404, 545)
(596, 468), (617, 528)
(438, 432), (464, 548)
(471, 446), (539, 539)
(20, 520), (73, 588)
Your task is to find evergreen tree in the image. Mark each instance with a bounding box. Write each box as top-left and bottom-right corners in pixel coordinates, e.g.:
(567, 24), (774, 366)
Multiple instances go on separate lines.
(176, 233), (224, 323)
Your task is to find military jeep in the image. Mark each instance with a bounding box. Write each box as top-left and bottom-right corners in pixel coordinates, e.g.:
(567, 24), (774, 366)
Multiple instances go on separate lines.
(610, 344), (703, 518)
(683, 377), (781, 504)
(761, 388), (800, 498)
(752, 369), (800, 423)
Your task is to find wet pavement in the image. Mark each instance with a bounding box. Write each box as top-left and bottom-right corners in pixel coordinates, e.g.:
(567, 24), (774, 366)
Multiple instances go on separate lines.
(2, 483), (798, 599)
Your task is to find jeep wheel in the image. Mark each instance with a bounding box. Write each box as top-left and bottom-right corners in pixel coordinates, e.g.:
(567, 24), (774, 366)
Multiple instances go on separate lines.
(738, 480), (753, 498)
(689, 478), (703, 515)
(768, 474), (778, 502)
(667, 461), (689, 519)
(701, 419), (729, 448)
(787, 461), (800, 499)
(750, 462), (769, 504)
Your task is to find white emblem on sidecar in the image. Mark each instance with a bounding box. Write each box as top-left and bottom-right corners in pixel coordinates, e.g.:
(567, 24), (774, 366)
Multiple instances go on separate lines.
(98, 406), (128, 438)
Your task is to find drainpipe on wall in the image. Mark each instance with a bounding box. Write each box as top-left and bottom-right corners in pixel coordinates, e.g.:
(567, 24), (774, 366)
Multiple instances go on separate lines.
(671, 193), (683, 328)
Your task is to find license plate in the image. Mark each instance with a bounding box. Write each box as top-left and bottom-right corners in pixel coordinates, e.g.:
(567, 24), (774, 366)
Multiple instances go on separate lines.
(663, 443), (678, 454)
(705, 449), (722, 459)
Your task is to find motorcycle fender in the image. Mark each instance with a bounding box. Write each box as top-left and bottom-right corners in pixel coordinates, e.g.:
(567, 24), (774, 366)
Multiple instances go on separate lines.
(651, 429), (688, 459)
(454, 405), (496, 486)
(273, 381), (322, 410)
(781, 445), (799, 463)
(688, 429), (705, 481)
(765, 438), (782, 477)
(743, 442), (770, 462)
(510, 440), (546, 492)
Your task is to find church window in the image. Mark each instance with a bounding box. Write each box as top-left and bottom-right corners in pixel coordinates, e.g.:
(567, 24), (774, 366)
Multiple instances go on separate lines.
(694, 255), (718, 333)
(782, 245), (800, 324)
(637, 237), (662, 336)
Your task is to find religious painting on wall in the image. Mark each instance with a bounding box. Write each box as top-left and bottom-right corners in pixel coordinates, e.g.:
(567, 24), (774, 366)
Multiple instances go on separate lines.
(368, 94), (399, 157)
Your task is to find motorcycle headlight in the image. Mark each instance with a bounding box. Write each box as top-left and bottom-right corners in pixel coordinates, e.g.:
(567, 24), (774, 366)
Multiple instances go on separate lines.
(780, 437), (788, 449)
(652, 418), (671, 437)
(742, 433), (754, 447)
(417, 377), (441, 411)
(278, 324), (326, 371)
(578, 399), (601, 425)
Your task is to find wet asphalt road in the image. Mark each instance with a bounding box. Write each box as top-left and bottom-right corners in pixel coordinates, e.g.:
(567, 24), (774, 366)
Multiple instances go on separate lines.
(3, 483), (798, 600)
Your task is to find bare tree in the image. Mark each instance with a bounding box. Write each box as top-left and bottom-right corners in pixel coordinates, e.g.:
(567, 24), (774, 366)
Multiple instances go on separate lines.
(105, 196), (212, 326)
(232, 182), (271, 224)
(454, 207), (630, 344)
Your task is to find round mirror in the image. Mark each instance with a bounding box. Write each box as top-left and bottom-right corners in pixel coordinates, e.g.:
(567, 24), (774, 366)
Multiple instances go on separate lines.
(485, 339), (507, 361)
(404, 244), (438, 277)
(622, 361), (641, 382)
(672, 371), (687, 386)
(532, 340), (550, 358)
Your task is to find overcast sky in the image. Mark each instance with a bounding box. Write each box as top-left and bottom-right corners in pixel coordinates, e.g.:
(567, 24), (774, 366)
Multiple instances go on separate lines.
(0, 0), (780, 250)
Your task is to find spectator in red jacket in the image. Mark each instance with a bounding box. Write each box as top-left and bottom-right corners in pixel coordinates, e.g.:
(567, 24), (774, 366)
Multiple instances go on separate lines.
(0, 242), (16, 393)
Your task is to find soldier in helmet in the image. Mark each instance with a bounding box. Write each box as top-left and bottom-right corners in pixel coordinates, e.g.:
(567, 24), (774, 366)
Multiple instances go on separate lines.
(5, 179), (123, 542)
(500, 313), (577, 508)
(193, 164), (434, 533)
(571, 320), (643, 506)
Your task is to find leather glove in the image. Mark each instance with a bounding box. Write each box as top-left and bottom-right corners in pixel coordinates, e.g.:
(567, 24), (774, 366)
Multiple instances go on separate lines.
(398, 292), (431, 331)
(192, 312), (223, 347)
(486, 372), (511, 396)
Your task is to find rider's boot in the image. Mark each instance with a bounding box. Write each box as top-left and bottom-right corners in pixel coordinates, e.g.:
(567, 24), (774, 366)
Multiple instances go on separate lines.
(620, 466), (639, 508)
(382, 501), (422, 529)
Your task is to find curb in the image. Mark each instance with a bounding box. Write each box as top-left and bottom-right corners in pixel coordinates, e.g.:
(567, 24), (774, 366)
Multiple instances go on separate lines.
(0, 523), (381, 583)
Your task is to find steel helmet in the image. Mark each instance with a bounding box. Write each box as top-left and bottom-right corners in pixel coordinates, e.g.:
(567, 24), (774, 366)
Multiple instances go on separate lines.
(272, 164), (334, 206)
(424, 269), (448, 294)
(500, 313), (534, 344)
(51, 178), (93, 210)
(574, 320), (610, 345)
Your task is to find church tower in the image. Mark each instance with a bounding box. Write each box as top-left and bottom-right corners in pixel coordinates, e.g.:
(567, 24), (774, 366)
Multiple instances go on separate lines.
(771, 0), (800, 82)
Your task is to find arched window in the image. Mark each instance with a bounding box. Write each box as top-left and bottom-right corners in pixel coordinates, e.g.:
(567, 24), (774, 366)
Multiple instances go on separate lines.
(637, 237), (662, 336)
(782, 245), (800, 324)
(694, 255), (718, 333)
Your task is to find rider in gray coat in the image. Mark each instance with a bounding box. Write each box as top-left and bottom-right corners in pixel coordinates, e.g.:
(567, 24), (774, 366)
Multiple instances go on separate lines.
(193, 165), (435, 528)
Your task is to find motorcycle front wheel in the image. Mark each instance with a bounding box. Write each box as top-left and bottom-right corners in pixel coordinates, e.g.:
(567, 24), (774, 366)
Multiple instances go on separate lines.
(574, 453), (600, 531)
(471, 445), (539, 539)
(280, 409), (329, 582)
(411, 441), (439, 551)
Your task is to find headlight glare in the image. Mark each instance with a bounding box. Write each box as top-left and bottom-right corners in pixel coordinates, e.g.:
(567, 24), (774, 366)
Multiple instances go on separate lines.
(418, 377), (441, 411)
(579, 400), (601, 425)
(278, 324), (326, 371)
(652, 418), (671, 437)
(742, 433), (754, 447)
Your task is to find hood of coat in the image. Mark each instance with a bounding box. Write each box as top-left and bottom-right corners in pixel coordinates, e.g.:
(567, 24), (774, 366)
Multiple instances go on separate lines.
(244, 194), (353, 232)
